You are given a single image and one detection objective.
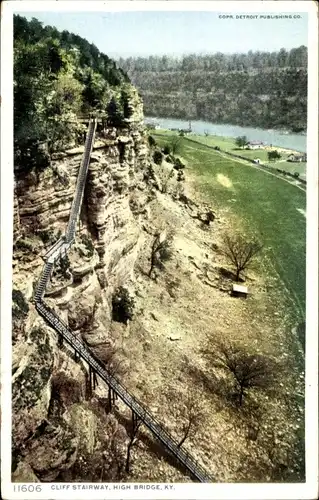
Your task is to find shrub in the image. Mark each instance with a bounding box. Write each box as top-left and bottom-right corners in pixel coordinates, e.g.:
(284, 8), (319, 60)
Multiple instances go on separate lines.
(293, 172), (300, 178)
(15, 238), (34, 252)
(166, 154), (174, 163)
(50, 371), (82, 410)
(148, 135), (156, 147)
(58, 254), (71, 279)
(14, 140), (50, 176)
(149, 233), (174, 277)
(163, 145), (171, 155)
(173, 157), (185, 170)
(38, 228), (55, 244)
(12, 289), (29, 319)
(80, 233), (94, 257)
(112, 287), (135, 324)
(153, 149), (163, 165)
(177, 171), (185, 182)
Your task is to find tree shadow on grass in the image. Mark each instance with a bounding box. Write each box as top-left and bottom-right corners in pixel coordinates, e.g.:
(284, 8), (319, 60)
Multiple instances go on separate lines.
(185, 363), (232, 404)
(218, 266), (246, 283)
(219, 266), (236, 281)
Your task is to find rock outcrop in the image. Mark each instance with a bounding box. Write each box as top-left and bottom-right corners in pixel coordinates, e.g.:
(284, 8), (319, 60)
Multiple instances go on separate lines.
(12, 87), (153, 481)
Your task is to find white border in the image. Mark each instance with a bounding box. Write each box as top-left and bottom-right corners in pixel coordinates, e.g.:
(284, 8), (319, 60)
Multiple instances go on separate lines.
(1, 2), (318, 500)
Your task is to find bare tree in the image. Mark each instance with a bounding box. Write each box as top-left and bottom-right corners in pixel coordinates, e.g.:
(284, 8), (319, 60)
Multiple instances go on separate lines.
(222, 233), (262, 281)
(125, 415), (143, 473)
(160, 166), (175, 194)
(177, 389), (205, 447)
(149, 231), (174, 277)
(108, 427), (127, 480)
(215, 343), (276, 406)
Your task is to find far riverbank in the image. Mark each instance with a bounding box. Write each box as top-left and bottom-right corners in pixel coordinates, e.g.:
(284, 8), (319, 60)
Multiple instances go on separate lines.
(145, 117), (307, 153)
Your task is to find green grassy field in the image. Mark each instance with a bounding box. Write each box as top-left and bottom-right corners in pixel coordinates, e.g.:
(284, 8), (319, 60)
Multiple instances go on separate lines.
(153, 131), (306, 320)
(181, 133), (307, 178)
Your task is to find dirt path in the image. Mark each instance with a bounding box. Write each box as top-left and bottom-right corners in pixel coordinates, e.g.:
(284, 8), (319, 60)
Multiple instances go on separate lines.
(221, 152), (307, 193)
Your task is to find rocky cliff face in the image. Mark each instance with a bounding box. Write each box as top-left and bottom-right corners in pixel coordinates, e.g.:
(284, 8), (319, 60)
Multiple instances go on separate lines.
(12, 86), (303, 484)
(12, 87), (155, 481)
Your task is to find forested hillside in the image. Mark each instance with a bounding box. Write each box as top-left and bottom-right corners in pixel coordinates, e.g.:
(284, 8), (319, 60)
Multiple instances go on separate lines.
(14, 15), (131, 172)
(118, 48), (307, 132)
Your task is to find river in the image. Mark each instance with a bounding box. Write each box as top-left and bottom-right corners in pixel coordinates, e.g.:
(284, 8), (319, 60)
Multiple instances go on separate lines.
(145, 117), (307, 153)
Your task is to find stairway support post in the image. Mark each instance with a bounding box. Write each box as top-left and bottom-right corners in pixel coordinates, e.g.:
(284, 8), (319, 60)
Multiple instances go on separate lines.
(132, 411), (140, 432)
(108, 385), (112, 410)
(89, 365), (92, 390)
(132, 410), (135, 430)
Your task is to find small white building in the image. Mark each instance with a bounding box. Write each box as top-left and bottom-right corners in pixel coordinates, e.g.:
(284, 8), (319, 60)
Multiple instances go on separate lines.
(232, 284), (248, 299)
(247, 140), (266, 150)
(287, 153), (307, 162)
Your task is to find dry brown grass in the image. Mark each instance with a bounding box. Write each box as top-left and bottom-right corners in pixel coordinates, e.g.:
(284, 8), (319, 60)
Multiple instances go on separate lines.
(118, 185), (304, 483)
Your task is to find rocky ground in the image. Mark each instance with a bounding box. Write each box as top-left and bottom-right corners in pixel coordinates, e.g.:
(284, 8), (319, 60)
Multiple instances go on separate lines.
(11, 99), (304, 483)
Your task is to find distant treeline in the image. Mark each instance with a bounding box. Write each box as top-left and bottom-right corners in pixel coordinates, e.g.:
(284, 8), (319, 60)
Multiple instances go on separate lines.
(117, 48), (308, 132)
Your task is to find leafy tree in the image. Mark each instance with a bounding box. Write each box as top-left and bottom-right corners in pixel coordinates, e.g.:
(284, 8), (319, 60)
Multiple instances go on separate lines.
(42, 73), (84, 153)
(80, 69), (109, 110)
(222, 233), (263, 281)
(107, 96), (124, 127)
(235, 136), (248, 149)
(14, 14), (131, 173)
(267, 150), (282, 162)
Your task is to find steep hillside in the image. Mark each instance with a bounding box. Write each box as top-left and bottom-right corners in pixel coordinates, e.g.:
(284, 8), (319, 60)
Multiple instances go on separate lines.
(118, 50), (307, 132)
(12, 123), (304, 482)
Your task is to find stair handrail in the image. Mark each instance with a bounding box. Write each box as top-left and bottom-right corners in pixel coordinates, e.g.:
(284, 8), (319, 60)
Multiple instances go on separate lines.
(33, 118), (213, 483)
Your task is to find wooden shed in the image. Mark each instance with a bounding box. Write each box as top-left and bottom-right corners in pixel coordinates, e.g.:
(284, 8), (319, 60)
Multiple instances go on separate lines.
(232, 283), (248, 299)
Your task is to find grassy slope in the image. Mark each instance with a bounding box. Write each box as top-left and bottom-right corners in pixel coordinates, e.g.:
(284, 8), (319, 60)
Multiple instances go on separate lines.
(153, 131), (306, 320)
